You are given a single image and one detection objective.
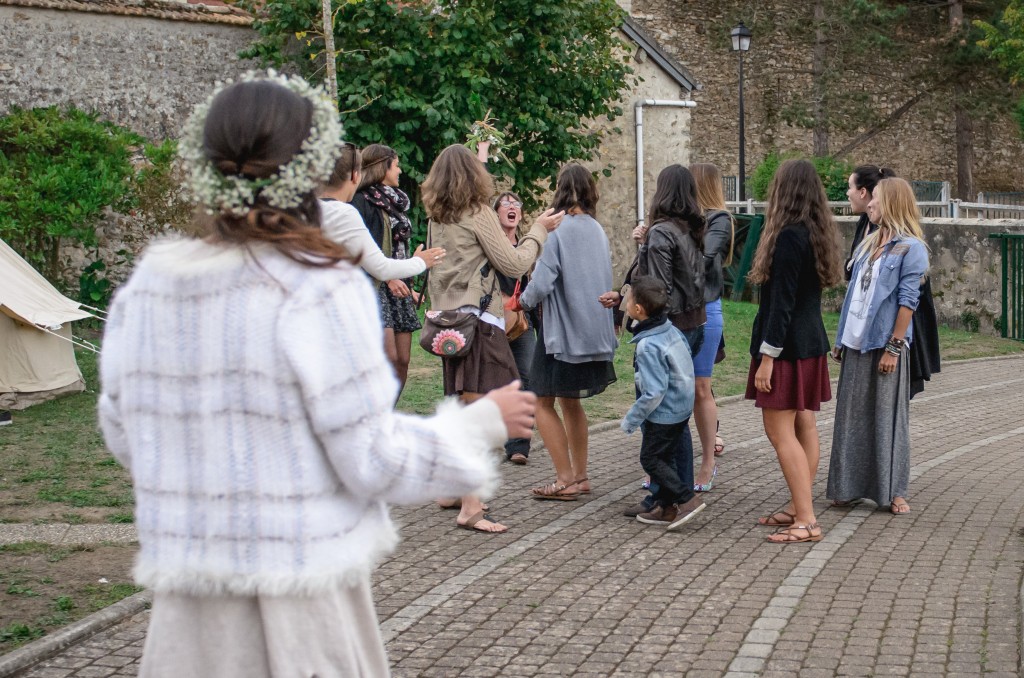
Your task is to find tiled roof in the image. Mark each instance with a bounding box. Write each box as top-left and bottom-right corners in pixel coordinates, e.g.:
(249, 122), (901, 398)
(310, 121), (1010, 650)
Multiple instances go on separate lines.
(0, 0), (253, 25)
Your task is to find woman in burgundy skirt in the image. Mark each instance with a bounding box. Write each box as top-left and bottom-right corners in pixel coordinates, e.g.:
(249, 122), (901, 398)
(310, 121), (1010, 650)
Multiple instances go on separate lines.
(745, 159), (844, 544)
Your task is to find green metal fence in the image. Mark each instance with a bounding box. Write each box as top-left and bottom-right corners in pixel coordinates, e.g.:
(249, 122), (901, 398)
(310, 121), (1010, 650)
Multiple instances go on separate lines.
(989, 233), (1024, 342)
(726, 213), (765, 302)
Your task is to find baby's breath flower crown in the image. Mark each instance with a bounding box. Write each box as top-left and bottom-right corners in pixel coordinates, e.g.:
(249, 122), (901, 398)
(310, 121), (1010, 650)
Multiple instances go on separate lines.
(178, 70), (344, 216)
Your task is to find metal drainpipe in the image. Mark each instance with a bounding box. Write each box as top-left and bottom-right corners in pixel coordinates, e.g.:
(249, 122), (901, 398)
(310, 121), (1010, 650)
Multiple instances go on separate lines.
(635, 99), (697, 229)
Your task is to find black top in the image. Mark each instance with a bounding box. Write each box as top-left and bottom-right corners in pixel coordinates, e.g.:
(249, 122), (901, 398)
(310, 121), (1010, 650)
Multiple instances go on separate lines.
(350, 193), (386, 249)
(748, 223), (830, 360)
(639, 219), (707, 331)
(846, 213), (941, 396)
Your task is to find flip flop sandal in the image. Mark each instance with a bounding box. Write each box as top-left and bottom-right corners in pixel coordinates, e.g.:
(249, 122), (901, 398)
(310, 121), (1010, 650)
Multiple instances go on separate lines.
(767, 523), (823, 544)
(890, 499), (911, 514)
(757, 510), (796, 527)
(531, 482), (580, 501)
(457, 510), (508, 533)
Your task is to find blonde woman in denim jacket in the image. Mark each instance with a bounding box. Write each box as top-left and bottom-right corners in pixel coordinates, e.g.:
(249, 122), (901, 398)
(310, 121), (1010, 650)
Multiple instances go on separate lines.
(827, 178), (929, 515)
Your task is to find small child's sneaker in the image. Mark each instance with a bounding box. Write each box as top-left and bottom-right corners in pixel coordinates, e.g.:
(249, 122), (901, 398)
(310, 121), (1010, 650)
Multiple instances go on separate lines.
(667, 496), (706, 531)
(0, 411), (11, 427)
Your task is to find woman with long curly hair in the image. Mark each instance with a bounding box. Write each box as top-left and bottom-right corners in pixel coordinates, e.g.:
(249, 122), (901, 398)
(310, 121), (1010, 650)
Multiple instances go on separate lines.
(827, 177), (929, 515)
(746, 159), (843, 544)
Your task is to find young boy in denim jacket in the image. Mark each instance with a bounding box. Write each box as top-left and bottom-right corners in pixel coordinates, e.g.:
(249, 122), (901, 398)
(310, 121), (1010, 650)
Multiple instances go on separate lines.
(620, 277), (706, 530)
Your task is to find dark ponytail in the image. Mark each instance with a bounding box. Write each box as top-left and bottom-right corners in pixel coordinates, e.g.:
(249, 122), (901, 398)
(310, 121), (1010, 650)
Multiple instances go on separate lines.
(852, 165), (898, 196)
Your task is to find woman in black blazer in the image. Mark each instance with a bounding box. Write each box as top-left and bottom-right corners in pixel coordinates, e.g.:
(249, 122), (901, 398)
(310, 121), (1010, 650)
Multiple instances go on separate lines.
(746, 159), (844, 544)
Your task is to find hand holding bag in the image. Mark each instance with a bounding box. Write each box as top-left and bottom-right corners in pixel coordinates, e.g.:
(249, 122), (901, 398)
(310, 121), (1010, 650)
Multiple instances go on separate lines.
(503, 279), (529, 342)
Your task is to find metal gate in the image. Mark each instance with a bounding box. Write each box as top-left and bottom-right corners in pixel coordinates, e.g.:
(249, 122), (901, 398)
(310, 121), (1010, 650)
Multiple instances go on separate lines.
(989, 233), (1024, 341)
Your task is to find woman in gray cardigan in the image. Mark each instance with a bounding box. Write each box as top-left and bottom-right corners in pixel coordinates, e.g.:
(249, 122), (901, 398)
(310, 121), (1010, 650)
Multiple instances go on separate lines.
(519, 164), (618, 501)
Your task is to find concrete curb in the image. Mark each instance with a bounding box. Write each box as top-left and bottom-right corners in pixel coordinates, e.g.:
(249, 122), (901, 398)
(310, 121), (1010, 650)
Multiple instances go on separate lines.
(0, 589), (151, 678)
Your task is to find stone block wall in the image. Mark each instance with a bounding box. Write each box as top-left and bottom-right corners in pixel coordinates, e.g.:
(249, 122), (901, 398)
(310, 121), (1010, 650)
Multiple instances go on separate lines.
(836, 216), (1024, 335)
(628, 0), (1024, 194)
(0, 5), (254, 140)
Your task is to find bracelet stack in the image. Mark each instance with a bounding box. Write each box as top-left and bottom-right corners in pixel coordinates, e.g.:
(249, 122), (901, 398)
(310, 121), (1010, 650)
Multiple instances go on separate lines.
(884, 336), (906, 356)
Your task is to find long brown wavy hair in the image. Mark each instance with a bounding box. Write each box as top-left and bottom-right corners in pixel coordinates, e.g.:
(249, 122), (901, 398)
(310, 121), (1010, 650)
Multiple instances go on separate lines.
(201, 80), (353, 267)
(551, 163), (599, 217)
(748, 159), (842, 287)
(648, 164), (705, 247)
(421, 144), (494, 223)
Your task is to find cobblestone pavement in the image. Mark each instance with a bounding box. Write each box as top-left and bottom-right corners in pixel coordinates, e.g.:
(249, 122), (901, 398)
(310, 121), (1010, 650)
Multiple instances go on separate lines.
(14, 356), (1024, 677)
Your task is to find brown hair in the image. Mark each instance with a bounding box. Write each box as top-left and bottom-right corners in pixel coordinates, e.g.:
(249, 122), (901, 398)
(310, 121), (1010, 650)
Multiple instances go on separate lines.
(357, 144), (398, 191)
(201, 80), (352, 267)
(748, 159), (842, 287)
(851, 164), (897, 195)
(551, 163), (598, 217)
(648, 164), (704, 247)
(421, 144), (494, 223)
(326, 142), (361, 188)
(690, 162), (735, 266)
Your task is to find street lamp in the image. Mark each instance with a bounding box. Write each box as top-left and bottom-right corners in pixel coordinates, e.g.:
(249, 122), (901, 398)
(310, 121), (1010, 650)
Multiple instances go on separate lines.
(731, 22), (752, 203)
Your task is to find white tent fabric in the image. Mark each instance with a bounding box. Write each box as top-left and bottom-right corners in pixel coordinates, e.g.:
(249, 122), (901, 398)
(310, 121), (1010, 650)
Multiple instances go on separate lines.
(0, 238), (91, 409)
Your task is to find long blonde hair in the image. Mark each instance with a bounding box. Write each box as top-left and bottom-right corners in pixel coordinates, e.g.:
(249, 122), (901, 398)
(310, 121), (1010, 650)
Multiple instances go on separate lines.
(856, 177), (926, 258)
(748, 159), (842, 287)
(690, 162), (734, 266)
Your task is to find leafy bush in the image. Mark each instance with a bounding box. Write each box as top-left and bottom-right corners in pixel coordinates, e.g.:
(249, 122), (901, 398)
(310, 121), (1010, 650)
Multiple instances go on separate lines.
(750, 150), (853, 201)
(0, 107), (183, 307)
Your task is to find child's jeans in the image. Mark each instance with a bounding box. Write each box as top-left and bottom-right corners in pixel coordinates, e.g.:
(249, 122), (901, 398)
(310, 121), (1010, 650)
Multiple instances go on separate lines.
(640, 419), (696, 508)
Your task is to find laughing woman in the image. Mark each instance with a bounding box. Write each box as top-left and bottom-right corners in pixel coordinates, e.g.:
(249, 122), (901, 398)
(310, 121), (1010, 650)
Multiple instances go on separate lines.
(827, 177), (929, 515)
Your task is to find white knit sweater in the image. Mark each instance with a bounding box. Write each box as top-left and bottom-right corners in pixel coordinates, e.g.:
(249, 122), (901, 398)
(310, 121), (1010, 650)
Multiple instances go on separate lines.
(319, 199), (426, 282)
(99, 238), (505, 596)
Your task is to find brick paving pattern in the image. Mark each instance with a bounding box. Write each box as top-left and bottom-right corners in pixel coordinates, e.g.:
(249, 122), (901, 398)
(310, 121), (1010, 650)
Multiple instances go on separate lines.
(13, 356), (1024, 677)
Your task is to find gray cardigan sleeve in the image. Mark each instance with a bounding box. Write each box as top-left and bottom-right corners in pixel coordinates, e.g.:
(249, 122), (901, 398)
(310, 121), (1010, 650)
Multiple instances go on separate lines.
(703, 211), (733, 261)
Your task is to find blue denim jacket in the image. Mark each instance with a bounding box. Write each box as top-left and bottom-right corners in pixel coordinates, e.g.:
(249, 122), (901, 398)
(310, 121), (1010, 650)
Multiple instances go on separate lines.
(621, 319), (695, 434)
(836, 235), (929, 352)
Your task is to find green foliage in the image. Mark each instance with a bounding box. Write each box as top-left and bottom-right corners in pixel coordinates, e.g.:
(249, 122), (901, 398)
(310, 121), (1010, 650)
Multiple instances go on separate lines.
(0, 108), (180, 306)
(750, 151), (852, 201)
(977, 1), (1024, 134)
(237, 0), (634, 238)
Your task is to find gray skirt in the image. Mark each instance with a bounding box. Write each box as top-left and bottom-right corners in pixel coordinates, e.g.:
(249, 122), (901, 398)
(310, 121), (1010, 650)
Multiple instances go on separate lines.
(827, 346), (911, 506)
(139, 578), (390, 678)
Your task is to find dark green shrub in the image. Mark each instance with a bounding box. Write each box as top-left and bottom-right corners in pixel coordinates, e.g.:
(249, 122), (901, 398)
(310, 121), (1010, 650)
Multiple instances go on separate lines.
(750, 150), (853, 201)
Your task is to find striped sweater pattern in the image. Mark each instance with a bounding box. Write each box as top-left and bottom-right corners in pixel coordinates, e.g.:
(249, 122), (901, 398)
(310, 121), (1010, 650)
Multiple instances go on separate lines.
(99, 238), (505, 596)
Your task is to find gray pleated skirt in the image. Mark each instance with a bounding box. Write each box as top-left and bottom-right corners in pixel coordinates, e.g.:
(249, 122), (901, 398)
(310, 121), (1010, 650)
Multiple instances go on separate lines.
(139, 578), (390, 678)
(827, 346), (911, 507)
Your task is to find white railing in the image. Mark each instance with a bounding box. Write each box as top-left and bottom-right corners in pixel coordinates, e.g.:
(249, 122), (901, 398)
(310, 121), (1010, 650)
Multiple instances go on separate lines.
(724, 199), (1024, 219)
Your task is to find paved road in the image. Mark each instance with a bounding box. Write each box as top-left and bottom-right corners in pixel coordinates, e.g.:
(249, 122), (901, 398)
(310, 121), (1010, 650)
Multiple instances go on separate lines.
(13, 355), (1024, 677)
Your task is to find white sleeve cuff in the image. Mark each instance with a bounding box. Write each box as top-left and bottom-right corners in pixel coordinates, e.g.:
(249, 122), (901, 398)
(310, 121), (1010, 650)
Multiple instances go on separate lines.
(759, 341), (783, 358)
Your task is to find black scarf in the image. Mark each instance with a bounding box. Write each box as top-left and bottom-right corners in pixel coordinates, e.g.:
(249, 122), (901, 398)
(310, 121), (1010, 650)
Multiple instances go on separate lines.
(358, 184), (412, 244)
(630, 313), (669, 336)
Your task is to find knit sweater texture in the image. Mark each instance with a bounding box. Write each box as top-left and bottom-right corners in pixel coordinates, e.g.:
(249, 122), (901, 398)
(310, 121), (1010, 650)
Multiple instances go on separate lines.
(320, 199), (426, 282)
(427, 208), (546, 316)
(98, 238), (506, 596)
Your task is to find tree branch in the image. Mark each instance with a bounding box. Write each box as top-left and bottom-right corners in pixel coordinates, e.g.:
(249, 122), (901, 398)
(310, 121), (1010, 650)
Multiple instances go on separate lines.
(833, 90), (930, 158)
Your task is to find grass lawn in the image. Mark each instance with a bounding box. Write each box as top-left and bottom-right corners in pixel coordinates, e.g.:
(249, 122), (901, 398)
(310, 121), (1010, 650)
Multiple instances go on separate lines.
(1, 300), (1021, 527)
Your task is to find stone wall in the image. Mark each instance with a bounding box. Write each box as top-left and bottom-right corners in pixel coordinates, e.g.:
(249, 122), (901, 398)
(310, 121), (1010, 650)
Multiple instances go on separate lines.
(0, 5), (254, 140)
(588, 31), (693, 283)
(629, 0), (1024, 194)
(836, 217), (1024, 335)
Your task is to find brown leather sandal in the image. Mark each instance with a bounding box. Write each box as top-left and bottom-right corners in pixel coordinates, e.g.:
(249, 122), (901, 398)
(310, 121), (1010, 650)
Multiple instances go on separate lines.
(767, 523), (823, 544)
(531, 482), (580, 501)
(757, 510), (796, 527)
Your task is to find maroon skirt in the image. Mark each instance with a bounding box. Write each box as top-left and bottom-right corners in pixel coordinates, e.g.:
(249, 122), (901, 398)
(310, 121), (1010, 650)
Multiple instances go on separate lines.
(744, 354), (831, 411)
(441, 318), (519, 396)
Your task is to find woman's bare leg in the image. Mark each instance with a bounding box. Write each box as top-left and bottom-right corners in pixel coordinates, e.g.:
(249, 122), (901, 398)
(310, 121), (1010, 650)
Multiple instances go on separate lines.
(442, 392), (506, 532)
(392, 331), (412, 394)
(761, 408), (818, 531)
(559, 397), (590, 490)
(535, 396), (575, 487)
(693, 377), (719, 486)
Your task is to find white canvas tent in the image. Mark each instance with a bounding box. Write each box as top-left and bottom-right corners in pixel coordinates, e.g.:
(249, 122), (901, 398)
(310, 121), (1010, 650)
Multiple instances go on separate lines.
(1, 238), (95, 409)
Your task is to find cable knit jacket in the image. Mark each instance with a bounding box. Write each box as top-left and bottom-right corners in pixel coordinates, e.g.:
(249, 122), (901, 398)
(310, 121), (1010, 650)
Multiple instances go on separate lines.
(98, 238), (506, 597)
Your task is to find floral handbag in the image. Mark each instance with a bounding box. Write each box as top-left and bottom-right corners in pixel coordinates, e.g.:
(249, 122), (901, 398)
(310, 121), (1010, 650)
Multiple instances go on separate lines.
(420, 310), (477, 357)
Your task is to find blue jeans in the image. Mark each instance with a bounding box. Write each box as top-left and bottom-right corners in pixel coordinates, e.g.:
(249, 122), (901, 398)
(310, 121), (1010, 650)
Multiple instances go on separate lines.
(642, 420), (695, 509)
(640, 419), (696, 508)
(504, 318), (537, 458)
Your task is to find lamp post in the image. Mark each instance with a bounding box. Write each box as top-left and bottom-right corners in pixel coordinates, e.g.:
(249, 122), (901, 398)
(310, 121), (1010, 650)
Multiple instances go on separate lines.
(731, 22), (752, 203)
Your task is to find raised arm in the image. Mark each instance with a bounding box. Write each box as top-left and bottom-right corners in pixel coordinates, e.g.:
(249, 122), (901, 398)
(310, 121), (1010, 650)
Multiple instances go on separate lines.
(473, 209), (548, 278)
(321, 202), (427, 281)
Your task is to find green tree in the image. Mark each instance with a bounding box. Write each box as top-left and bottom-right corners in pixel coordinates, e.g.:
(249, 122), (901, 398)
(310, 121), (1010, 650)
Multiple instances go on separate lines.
(236, 0), (634, 234)
(977, 1), (1024, 133)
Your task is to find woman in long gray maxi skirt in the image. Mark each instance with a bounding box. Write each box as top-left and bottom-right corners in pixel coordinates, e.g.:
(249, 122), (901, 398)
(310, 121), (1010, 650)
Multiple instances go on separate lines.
(827, 177), (929, 514)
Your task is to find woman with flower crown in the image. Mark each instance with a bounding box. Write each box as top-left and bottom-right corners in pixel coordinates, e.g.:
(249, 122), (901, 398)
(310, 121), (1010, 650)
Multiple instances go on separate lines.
(97, 73), (537, 677)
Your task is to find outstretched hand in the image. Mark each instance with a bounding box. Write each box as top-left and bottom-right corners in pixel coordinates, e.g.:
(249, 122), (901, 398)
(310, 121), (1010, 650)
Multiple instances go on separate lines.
(485, 381), (536, 439)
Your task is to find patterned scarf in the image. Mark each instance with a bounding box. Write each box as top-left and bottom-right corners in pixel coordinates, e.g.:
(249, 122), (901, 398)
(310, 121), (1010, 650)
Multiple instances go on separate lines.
(360, 184), (412, 244)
